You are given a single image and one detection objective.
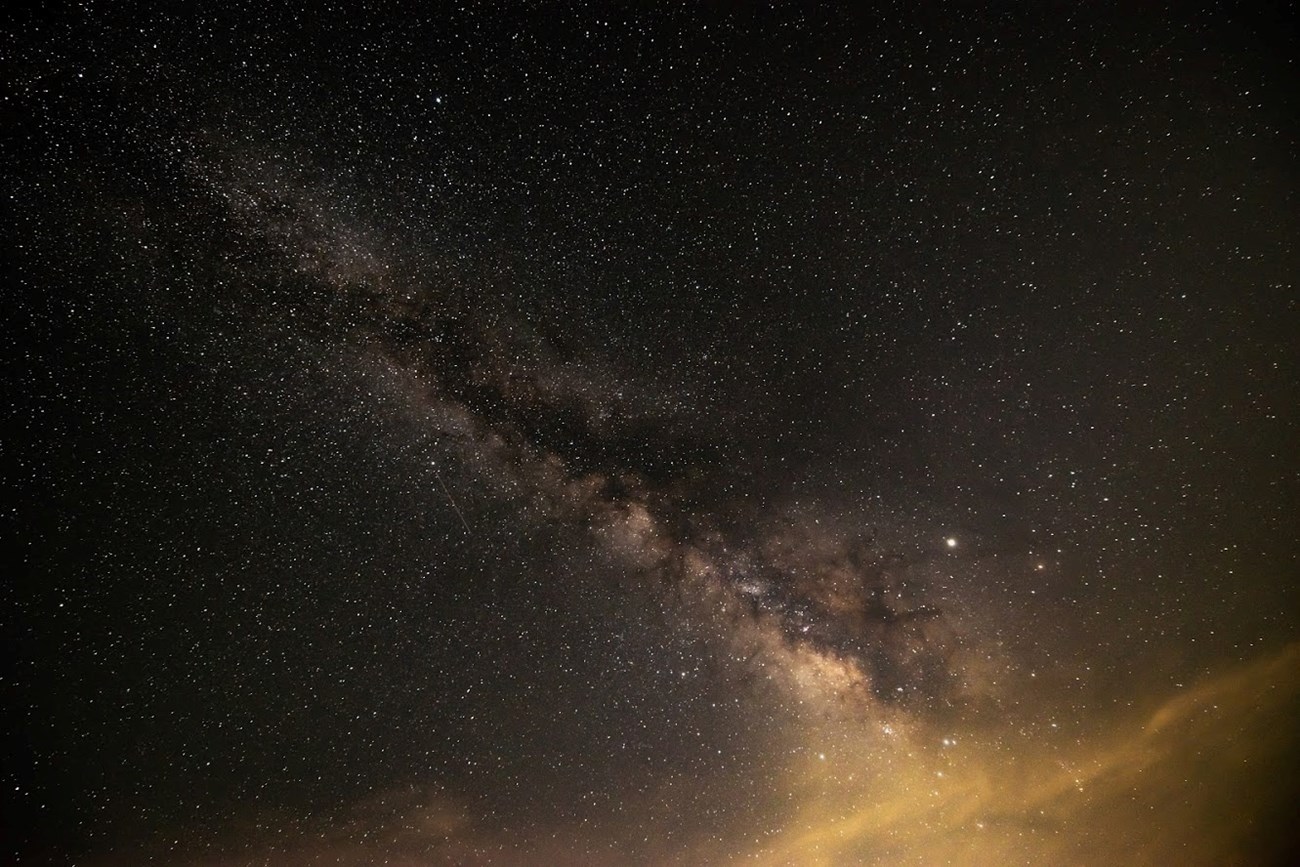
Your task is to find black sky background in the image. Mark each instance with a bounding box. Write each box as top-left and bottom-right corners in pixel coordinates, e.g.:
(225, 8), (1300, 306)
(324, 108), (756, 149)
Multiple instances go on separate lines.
(3, 3), (1297, 865)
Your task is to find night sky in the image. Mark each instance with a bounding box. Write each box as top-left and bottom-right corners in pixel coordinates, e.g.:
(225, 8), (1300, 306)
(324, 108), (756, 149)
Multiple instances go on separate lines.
(4, 3), (1298, 865)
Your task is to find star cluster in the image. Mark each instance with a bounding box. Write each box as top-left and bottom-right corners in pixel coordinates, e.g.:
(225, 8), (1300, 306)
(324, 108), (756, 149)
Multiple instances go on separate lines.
(4, 4), (1297, 865)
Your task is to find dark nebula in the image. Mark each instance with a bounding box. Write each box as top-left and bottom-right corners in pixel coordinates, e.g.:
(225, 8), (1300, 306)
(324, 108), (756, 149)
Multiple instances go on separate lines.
(4, 4), (1297, 865)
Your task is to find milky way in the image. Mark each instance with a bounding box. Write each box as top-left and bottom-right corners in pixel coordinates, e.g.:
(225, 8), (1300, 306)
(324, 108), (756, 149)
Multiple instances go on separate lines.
(5, 5), (1297, 866)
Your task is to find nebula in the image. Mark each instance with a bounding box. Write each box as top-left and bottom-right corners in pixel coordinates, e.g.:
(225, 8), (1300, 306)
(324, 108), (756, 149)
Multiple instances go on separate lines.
(6, 5), (1296, 865)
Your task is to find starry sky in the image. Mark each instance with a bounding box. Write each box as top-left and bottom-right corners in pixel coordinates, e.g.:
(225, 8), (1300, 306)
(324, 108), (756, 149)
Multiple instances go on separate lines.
(3, 3), (1298, 865)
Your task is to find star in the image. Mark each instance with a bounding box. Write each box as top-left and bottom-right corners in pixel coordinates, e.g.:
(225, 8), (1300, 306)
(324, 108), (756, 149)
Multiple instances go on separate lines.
(6, 5), (1293, 865)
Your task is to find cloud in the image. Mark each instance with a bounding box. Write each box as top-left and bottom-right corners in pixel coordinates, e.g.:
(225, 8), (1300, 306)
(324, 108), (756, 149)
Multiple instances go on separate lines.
(740, 642), (1300, 866)
(140, 146), (1299, 867)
